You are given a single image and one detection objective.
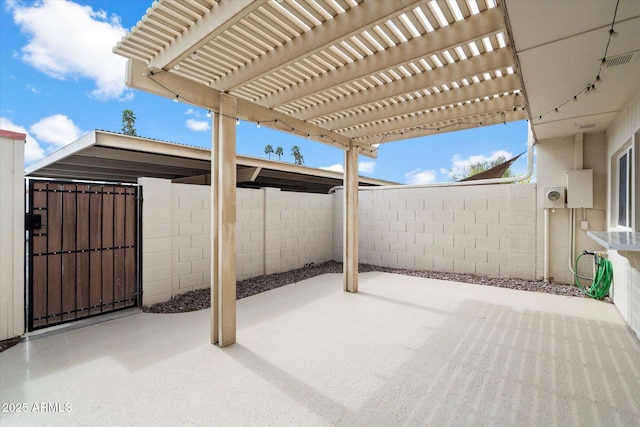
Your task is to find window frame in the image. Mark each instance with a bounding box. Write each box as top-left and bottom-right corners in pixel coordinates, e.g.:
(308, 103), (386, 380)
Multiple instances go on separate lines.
(616, 145), (633, 230)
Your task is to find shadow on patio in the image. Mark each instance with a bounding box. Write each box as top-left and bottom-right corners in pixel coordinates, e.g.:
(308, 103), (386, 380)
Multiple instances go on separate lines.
(1, 272), (639, 426)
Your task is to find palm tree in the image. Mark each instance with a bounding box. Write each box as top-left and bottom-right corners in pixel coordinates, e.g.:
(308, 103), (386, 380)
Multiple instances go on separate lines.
(121, 109), (137, 136)
(275, 146), (284, 161)
(291, 145), (304, 165)
(264, 144), (274, 159)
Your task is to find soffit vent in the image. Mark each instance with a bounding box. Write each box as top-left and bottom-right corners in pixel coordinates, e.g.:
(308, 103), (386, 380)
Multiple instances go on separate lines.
(577, 122), (598, 130)
(603, 51), (639, 68)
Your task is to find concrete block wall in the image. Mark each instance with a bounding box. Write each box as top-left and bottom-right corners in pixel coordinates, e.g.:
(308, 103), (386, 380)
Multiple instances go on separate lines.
(334, 183), (538, 280)
(0, 130), (26, 341)
(171, 182), (213, 296)
(140, 179), (333, 306)
(139, 178), (174, 306)
(236, 188), (265, 279)
(264, 187), (334, 274)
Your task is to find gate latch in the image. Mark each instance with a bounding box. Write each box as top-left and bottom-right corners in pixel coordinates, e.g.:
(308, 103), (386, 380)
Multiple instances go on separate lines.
(25, 213), (42, 230)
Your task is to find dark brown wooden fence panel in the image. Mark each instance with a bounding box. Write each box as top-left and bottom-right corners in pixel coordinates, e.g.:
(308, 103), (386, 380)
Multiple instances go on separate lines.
(27, 180), (141, 330)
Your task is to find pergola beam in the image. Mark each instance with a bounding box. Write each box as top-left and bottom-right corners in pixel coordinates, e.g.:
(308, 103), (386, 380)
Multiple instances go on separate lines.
(125, 59), (377, 158)
(297, 48), (513, 121)
(214, 0), (425, 91)
(149, 0), (267, 71)
(263, 7), (504, 108)
(343, 92), (519, 138)
(355, 109), (527, 144)
(322, 73), (521, 131)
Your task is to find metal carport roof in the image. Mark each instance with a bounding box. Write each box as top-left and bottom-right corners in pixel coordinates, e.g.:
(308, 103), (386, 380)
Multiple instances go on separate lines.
(25, 130), (395, 193)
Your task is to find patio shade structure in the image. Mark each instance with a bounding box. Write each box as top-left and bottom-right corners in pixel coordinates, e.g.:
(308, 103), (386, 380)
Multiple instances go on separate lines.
(458, 151), (524, 182)
(113, 0), (527, 346)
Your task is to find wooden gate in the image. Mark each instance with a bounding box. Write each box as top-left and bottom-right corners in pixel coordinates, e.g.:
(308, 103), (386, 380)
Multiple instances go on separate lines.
(27, 179), (141, 330)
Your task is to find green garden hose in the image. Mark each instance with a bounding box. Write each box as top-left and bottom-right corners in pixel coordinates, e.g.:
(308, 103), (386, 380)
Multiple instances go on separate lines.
(574, 251), (613, 299)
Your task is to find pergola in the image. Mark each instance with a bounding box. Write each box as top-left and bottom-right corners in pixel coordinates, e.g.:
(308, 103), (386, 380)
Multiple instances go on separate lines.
(114, 0), (528, 346)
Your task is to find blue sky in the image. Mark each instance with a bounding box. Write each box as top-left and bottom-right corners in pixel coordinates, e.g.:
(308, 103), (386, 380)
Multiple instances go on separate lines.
(1, 0), (531, 184)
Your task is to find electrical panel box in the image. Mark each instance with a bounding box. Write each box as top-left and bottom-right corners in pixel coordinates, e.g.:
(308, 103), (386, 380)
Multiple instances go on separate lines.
(543, 186), (565, 208)
(566, 169), (593, 208)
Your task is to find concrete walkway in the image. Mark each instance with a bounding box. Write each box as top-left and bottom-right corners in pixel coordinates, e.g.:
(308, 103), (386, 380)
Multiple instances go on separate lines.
(1, 272), (639, 426)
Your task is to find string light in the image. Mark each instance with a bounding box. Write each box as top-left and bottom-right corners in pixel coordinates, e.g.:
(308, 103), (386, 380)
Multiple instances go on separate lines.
(148, 70), (507, 153)
(146, 70), (352, 149)
(535, 0), (620, 123)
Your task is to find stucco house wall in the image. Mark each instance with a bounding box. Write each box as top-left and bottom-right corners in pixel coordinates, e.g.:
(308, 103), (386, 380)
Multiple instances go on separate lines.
(0, 130), (26, 341)
(605, 89), (640, 337)
(534, 89), (639, 338)
(534, 133), (608, 284)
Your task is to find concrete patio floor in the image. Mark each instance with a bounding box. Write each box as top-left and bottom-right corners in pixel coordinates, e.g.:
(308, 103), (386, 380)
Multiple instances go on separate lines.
(1, 272), (639, 426)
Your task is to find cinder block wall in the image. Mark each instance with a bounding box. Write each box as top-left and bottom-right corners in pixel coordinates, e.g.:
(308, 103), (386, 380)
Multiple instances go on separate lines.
(334, 183), (538, 279)
(263, 187), (334, 274)
(139, 178), (333, 306)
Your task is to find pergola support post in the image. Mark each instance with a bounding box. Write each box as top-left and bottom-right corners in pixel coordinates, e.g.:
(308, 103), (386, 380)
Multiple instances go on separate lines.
(343, 144), (359, 293)
(211, 93), (237, 347)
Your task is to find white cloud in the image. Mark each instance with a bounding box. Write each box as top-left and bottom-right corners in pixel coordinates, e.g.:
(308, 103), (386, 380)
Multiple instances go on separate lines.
(186, 119), (210, 132)
(29, 114), (82, 147)
(26, 84), (41, 94)
(359, 161), (376, 174)
(320, 164), (344, 173)
(319, 161), (377, 174)
(449, 150), (513, 179)
(405, 168), (437, 185)
(0, 117), (45, 164)
(10, 0), (130, 101)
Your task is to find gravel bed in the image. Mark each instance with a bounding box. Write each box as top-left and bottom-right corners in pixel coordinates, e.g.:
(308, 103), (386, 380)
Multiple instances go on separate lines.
(144, 260), (609, 313)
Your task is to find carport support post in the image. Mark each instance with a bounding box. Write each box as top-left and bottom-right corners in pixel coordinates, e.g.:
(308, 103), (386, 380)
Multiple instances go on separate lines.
(343, 144), (359, 293)
(211, 93), (237, 347)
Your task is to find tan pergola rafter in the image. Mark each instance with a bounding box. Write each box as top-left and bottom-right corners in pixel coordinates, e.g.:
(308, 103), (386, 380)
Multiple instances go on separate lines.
(213, 0), (426, 92)
(148, 0), (267, 71)
(355, 109), (527, 145)
(319, 73), (521, 132)
(295, 48), (513, 122)
(261, 6), (504, 109)
(343, 94), (520, 139)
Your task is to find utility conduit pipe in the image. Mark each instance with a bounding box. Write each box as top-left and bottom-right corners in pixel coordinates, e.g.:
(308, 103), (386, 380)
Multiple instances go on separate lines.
(329, 133), (535, 194)
(544, 208), (550, 282)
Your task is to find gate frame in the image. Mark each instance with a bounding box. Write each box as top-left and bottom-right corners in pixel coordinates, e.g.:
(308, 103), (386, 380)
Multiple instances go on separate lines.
(25, 178), (143, 331)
